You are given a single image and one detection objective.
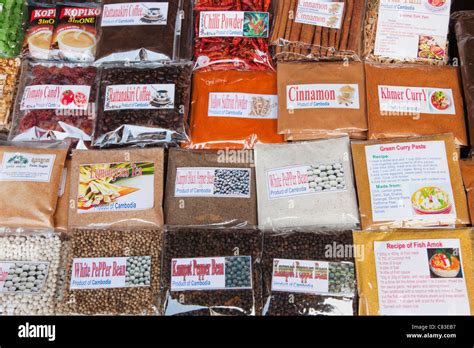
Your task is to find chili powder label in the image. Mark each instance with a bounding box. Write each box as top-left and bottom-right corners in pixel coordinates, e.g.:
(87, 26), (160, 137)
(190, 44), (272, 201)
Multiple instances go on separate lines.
(101, 2), (169, 27)
(295, 0), (345, 29)
(199, 11), (269, 38)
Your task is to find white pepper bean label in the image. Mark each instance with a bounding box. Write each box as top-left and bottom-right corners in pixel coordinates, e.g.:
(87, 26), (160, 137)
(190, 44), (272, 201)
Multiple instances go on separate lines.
(266, 163), (347, 199)
(171, 256), (252, 291)
(286, 84), (360, 110)
(175, 167), (251, 198)
(70, 256), (151, 289)
(104, 84), (175, 111)
(20, 85), (91, 111)
(101, 3), (169, 27)
(199, 11), (269, 38)
(271, 259), (355, 297)
(208, 93), (278, 119)
(295, 1), (345, 29)
(0, 152), (55, 182)
(0, 261), (50, 294)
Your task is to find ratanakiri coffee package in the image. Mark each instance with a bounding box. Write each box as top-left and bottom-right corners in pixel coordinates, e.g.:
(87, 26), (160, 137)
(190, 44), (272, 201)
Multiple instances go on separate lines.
(162, 228), (262, 316)
(0, 140), (68, 229)
(54, 159), (71, 233)
(165, 148), (257, 227)
(68, 147), (164, 229)
(351, 134), (470, 230)
(262, 230), (357, 316)
(354, 228), (474, 315)
(0, 58), (20, 131)
(93, 62), (193, 148)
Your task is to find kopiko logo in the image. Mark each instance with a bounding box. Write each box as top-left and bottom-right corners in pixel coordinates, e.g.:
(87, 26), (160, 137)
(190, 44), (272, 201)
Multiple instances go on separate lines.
(8, 154), (28, 166)
(425, 0), (448, 12)
(18, 322), (56, 342)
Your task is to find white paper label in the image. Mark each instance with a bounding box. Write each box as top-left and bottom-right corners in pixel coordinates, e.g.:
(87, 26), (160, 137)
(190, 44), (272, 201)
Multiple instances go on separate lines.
(378, 86), (455, 115)
(266, 163), (347, 199)
(374, 238), (470, 315)
(271, 259), (355, 296)
(287, 84), (360, 110)
(171, 256), (252, 291)
(365, 141), (457, 223)
(0, 152), (56, 182)
(374, 0), (451, 60)
(199, 11), (269, 38)
(101, 2), (168, 26)
(0, 261), (50, 294)
(70, 256), (151, 289)
(208, 92), (278, 119)
(174, 167), (251, 198)
(20, 85), (91, 111)
(104, 84), (175, 111)
(295, 0), (345, 29)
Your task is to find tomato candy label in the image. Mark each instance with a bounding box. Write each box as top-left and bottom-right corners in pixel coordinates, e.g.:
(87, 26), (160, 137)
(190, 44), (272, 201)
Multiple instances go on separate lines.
(20, 85), (91, 111)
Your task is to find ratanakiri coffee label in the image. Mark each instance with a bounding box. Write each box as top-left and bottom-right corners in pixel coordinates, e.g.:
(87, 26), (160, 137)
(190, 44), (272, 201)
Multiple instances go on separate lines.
(286, 84), (360, 110)
(0, 152), (56, 182)
(295, 0), (345, 29)
(174, 167), (251, 198)
(70, 256), (151, 289)
(199, 11), (269, 38)
(101, 2), (169, 27)
(77, 162), (155, 213)
(20, 85), (91, 111)
(0, 261), (50, 294)
(104, 84), (175, 111)
(171, 256), (252, 291)
(374, 238), (470, 315)
(208, 92), (278, 119)
(271, 259), (355, 297)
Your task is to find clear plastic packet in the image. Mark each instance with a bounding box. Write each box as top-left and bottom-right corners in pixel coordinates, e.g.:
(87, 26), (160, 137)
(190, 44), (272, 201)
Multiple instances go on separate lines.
(363, 0), (449, 65)
(58, 228), (163, 315)
(0, 0), (26, 58)
(460, 160), (474, 222)
(9, 61), (98, 146)
(0, 58), (20, 132)
(0, 140), (68, 229)
(262, 230), (357, 315)
(161, 228), (262, 316)
(193, 0), (274, 71)
(0, 229), (61, 315)
(21, 1), (56, 60)
(95, 0), (193, 63)
(254, 137), (360, 231)
(271, 0), (366, 62)
(92, 62), (193, 148)
(351, 134), (470, 230)
(68, 147), (164, 229)
(164, 148), (257, 228)
(365, 63), (468, 147)
(354, 228), (474, 315)
(54, 159), (71, 233)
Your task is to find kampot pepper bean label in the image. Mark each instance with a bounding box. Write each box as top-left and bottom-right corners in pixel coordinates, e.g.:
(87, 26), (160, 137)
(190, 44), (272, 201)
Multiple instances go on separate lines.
(271, 259), (355, 297)
(374, 0), (451, 60)
(198, 11), (269, 38)
(24, 7), (56, 60)
(374, 238), (470, 315)
(286, 84), (360, 110)
(0, 261), (50, 294)
(174, 167), (251, 198)
(266, 163), (347, 200)
(101, 2), (169, 27)
(171, 256), (252, 291)
(0, 152), (56, 182)
(104, 84), (175, 111)
(295, 0), (345, 29)
(77, 162), (155, 214)
(20, 85), (91, 111)
(208, 92), (278, 119)
(70, 256), (151, 290)
(365, 141), (457, 223)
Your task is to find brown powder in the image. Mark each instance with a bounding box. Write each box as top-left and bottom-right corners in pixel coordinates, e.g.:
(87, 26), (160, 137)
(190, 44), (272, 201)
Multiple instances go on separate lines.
(460, 160), (474, 222)
(54, 159), (71, 233)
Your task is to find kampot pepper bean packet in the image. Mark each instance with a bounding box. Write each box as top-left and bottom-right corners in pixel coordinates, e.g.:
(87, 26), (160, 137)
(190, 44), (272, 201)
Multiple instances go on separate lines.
(189, 70), (284, 149)
(164, 148), (257, 227)
(277, 61), (367, 139)
(354, 228), (474, 315)
(351, 134), (470, 230)
(22, 1), (56, 60)
(68, 147), (164, 229)
(365, 63), (468, 147)
(0, 58), (20, 131)
(161, 228), (263, 316)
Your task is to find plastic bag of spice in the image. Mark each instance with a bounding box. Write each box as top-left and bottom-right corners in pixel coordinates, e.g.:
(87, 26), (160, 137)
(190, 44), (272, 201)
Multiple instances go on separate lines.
(365, 63), (468, 147)
(93, 62), (193, 148)
(271, 0), (366, 62)
(58, 228), (163, 315)
(0, 229), (61, 315)
(68, 147), (164, 229)
(0, 0), (26, 58)
(354, 228), (474, 315)
(95, 0), (193, 63)
(255, 137), (360, 231)
(189, 70), (283, 149)
(21, 1), (56, 60)
(54, 159), (71, 233)
(277, 60), (367, 140)
(262, 230), (357, 315)
(193, 0), (274, 71)
(165, 148), (257, 227)
(0, 58), (20, 132)
(162, 228), (262, 316)
(0, 140), (68, 229)
(460, 160), (474, 222)
(351, 134), (470, 230)
(9, 61), (98, 145)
